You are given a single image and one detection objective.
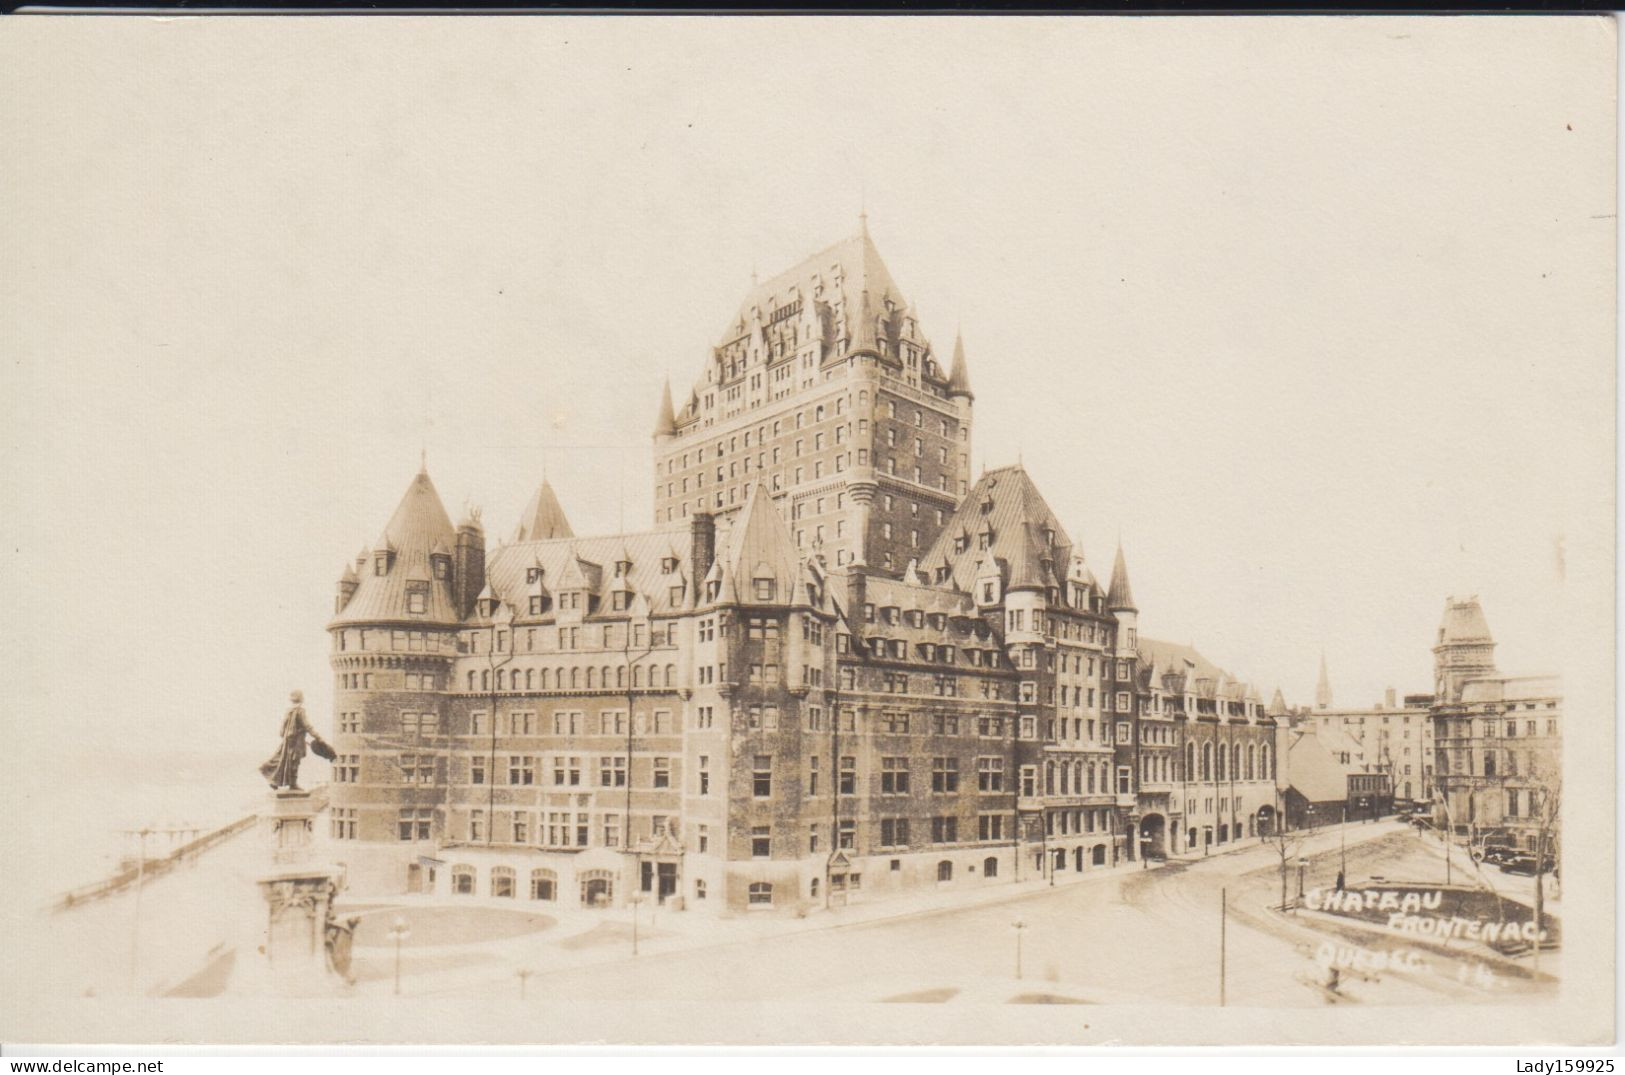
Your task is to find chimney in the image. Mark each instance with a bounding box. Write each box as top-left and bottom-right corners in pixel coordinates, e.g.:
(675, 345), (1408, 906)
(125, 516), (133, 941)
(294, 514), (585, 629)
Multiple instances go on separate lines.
(455, 518), (486, 620)
(335, 574), (358, 614)
(690, 512), (716, 588)
(1385, 687), (1397, 710)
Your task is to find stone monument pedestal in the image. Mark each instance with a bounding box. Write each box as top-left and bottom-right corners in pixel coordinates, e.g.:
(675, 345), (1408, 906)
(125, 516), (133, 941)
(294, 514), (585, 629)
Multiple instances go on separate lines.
(233, 789), (355, 997)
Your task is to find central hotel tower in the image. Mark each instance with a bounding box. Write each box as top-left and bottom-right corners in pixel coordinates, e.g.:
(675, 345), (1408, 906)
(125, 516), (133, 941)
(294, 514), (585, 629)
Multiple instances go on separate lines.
(324, 222), (1280, 912)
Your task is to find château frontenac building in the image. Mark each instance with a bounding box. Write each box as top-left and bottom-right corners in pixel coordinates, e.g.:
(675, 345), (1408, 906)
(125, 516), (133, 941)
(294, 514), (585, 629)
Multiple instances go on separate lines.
(323, 223), (1281, 911)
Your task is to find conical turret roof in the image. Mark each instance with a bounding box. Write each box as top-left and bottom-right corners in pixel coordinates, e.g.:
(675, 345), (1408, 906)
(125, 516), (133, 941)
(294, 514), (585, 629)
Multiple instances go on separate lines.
(653, 378), (677, 438)
(948, 330), (973, 398)
(515, 478), (574, 543)
(330, 465), (461, 627)
(1106, 543), (1136, 611)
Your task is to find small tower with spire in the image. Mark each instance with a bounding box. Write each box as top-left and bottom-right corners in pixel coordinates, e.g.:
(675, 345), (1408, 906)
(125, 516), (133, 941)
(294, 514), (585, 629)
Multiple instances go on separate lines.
(1315, 652), (1333, 711)
(1107, 542), (1138, 656)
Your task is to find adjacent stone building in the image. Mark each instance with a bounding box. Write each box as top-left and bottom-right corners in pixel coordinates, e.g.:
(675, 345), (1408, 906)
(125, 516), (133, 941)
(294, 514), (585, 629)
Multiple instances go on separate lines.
(321, 223), (1280, 912)
(1429, 596), (1562, 851)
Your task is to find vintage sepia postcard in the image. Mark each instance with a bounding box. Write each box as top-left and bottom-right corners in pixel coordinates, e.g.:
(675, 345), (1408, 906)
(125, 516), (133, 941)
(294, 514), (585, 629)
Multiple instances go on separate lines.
(0, 13), (1615, 1050)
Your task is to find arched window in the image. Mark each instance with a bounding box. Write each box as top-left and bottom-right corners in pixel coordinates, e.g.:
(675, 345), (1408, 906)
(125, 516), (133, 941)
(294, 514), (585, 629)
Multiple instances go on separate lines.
(1059, 763), (1070, 795)
(467, 671), (476, 691)
(983, 856), (999, 878)
(580, 869), (615, 907)
(541, 667), (552, 690)
(569, 667), (580, 689)
(937, 860), (953, 882)
(529, 868), (557, 901)
(1261, 744), (1273, 780)
(1247, 744), (1256, 781)
(1217, 743), (1227, 781)
(451, 864), (476, 895)
(634, 665), (645, 688)
(586, 667), (597, 690)
(748, 882), (774, 906)
(481, 669), (490, 692)
(665, 664), (677, 687)
(1087, 764), (1096, 794)
(491, 866), (515, 898)
(1233, 744), (1243, 780)
(602, 666), (612, 689)
(1185, 742), (1195, 781)
(616, 666), (626, 688)
(525, 668), (535, 690)
(496, 669), (505, 691)
(1201, 742), (1213, 781)
(1044, 762), (1055, 795)
(809, 877), (820, 899)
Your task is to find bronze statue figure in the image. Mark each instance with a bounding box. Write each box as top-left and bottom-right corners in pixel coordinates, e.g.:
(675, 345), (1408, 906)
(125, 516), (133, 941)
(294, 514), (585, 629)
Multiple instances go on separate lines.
(260, 690), (336, 790)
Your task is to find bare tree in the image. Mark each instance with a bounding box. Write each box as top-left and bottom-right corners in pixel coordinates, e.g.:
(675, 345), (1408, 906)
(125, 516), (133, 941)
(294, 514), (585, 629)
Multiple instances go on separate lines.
(1269, 790), (1303, 912)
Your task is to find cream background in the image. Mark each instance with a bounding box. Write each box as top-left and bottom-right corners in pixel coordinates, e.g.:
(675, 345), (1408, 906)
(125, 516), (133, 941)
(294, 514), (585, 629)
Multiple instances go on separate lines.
(0, 14), (1614, 1046)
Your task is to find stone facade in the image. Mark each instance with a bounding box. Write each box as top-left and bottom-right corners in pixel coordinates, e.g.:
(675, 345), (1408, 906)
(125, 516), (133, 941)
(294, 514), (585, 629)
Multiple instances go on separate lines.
(1429, 597), (1561, 851)
(321, 225), (1279, 913)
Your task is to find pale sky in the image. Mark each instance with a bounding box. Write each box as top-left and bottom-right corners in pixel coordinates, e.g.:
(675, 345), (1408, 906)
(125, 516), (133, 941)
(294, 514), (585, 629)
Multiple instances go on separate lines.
(2, 16), (1613, 781)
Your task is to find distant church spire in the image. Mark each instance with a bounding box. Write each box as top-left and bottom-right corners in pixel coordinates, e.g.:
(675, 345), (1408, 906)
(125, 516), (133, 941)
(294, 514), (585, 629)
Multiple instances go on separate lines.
(1316, 652), (1333, 710)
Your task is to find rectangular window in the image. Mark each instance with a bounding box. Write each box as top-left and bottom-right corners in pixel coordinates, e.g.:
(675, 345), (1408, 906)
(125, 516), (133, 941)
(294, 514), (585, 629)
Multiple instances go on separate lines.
(978, 813), (1005, 841)
(977, 756), (1005, 792)
(751, 825), (771, 858)
(932, 815), (959, 842)
(839, 756), (857, 795)
(600, 756), (626, 787)
(931, 756), (960, 792)
(880, 757), (910, 793)
(470, 755), (485, 785)
(753, 754), (773, 797)
(653, 757), (671, 789)
(880, 818), (910, 847)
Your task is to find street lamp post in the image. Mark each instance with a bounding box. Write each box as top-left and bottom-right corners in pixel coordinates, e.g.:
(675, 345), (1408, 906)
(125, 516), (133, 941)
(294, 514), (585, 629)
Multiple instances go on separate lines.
(387, 915), (411, 996)
(630, 893), (643, 957)
(1296, 856), (1309, 908)
(1012, 919), (1027, 980)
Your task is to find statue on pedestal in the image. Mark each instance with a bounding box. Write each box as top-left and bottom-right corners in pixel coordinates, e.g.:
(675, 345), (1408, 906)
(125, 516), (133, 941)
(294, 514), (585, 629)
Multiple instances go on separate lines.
(259, 690), (335, 791)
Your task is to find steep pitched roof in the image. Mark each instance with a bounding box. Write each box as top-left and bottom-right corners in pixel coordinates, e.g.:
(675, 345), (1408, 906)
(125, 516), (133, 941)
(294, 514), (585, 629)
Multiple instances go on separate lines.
(330, 467), (460, 627)
(718, 484), (800, 605)
(514, 478), (574, 543)
(485, 524), (693, 619)
(947, 331), (973, 398)
(920, 465), (1071, 594)
(652, 378), (677, 438)
(1106, 544), (1136, 611)
(1284, 730), (1359, 802)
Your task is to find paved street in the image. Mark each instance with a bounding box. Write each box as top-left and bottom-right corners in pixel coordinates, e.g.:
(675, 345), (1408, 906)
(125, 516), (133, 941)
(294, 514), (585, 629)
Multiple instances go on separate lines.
(379, 821), (1556, 1009)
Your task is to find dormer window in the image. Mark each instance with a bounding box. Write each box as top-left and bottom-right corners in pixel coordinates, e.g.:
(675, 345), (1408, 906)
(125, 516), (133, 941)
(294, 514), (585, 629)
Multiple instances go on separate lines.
(753, 577), (776, 602)
(978, 530), (992, 551)
(406, 586), (428, 615)
(980, 497), (994, 515)
(706, 580), (721, 601)
(612, 591), (630, 612)
(526, 567), (543, 584)
(528, 595), (544, 615)
(615, 559), (632, 578)
(431, 555), (450, 580)
(374, 555), (389, 576)
(661, 556), (679, 574)
(953, 536), (968, 555)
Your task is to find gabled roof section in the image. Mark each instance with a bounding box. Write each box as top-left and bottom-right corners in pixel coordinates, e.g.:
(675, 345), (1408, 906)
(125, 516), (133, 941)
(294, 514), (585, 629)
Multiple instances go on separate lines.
(1284, 730), (1358, 802)
(514, 478), (574, 543)
(486, 524), (694, 619)
(921, 465), (1071, 594)
(330, 467), (460, 627)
